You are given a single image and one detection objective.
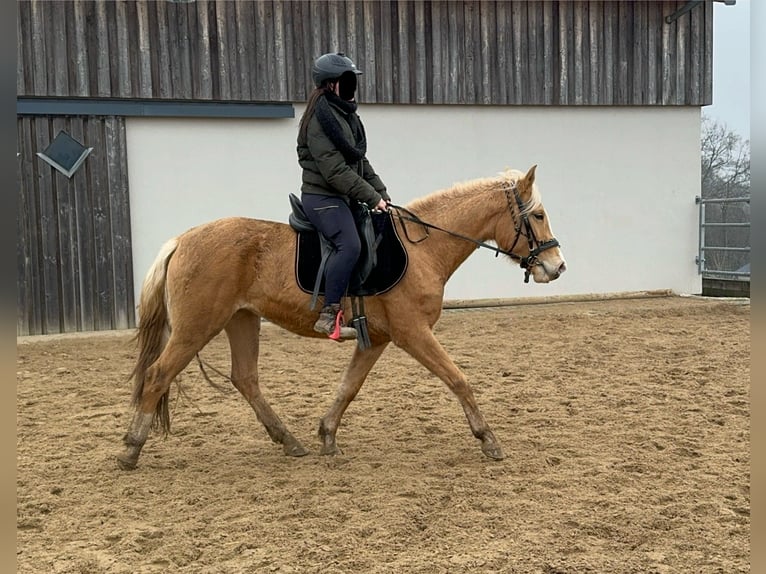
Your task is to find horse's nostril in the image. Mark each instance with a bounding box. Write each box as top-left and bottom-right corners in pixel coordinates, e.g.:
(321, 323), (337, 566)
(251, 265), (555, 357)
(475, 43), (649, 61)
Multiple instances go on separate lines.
(558, 261), (567, 274)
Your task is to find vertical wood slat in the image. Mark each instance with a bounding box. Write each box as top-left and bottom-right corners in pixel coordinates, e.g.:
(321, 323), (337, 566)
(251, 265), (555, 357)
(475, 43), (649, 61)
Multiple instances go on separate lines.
(511, 1), (523, 104)
(16, 120), (27, 335)
(87, 119), (115, 330)
(298, 0), (313, 100)
(254, 1), (268, 100)
(114, 0), (132, 97)
(557, 1), (569, 105)
(214, 0), (230, 100)
(351, 3), (366, 99)
(34, 119), (61, 334)
(703, 0), (713, 105)
(327, 0), (341, 52)
(378, 1), (393, 103)
(135, 0), (153, 98)
(362, 1), (377, 102)
(51, 116), (79, 333)
(279, 0), (294, 100)
(630, 1), (644, 104)
(153, 1), (172, 98)
(414, 1), (428, 104)
(71, 1), (90, 96)
(195, 0), (213, 100)
(542, 1), (554, 105)
(234, 0), (252, 100)
(17, 2), (29, 95)
(18, 118), (41, 334)
(588, 1), (601, 105)
(30, 0), (48, 95)
(446, 1), (459, 103)
(105, 117), (133, 330)
(461, 1), (475, 104)
(689, 0), (702, 104)
(573, 1), (584, 105)
(273, 0), (287, 100)
(617, 0), (631, 104)
(527, 1), (540, 104)
(69, 116), (94, 332)
(661, 1), (674, 105)
(50, 2), (69, 95)
(177, 1), (194, 98)
(494, 1), (507, 104)
(676, 6), (688, 104)
(395, 1), (410, 102)
(603, 0), (615, 104)
(479, 1), (492, 104)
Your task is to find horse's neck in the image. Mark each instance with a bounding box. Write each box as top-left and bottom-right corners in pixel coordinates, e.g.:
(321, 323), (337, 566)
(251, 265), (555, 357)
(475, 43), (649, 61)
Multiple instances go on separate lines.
(406, 181), (503, 281)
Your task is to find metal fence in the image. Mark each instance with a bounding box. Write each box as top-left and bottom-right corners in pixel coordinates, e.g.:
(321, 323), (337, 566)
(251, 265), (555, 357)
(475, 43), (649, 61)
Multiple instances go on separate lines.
(696, 195), (750, 280)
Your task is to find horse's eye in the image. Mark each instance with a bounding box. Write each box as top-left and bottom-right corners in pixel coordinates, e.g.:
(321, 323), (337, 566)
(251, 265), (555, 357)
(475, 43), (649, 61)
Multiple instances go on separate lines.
(533, 213), (545, 221)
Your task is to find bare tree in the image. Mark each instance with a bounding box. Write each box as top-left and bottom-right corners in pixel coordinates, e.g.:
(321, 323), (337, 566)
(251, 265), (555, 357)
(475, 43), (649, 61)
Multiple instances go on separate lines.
(700, 115), (750, 274)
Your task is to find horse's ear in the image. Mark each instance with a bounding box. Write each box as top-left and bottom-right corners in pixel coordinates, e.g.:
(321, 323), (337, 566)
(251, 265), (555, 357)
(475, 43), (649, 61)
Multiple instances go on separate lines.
(524, 164), (537, 186)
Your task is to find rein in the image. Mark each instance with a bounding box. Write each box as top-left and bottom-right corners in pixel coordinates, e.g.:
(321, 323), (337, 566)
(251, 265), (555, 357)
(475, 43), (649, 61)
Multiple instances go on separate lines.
(388, 181), (560, 283)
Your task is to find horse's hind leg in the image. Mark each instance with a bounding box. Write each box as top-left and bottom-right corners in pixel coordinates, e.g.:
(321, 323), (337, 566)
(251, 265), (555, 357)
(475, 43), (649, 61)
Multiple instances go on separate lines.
(318, 341), (389, 455)
(117, 335), (202, 470)
(225, 311), (308, 457)
(394, 328), (504, 460)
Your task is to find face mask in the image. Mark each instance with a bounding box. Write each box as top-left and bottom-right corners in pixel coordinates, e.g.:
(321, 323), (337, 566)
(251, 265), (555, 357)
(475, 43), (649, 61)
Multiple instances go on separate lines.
(338, 72), (357, 101)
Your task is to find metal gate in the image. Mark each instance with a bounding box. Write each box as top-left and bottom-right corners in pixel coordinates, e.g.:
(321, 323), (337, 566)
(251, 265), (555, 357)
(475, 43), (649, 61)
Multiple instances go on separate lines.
(695, 195), (750, 290)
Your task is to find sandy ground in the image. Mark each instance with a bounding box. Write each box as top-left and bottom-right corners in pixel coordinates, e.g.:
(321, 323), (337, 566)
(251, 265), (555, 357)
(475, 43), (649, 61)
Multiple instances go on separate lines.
(17, 295), (749, 574)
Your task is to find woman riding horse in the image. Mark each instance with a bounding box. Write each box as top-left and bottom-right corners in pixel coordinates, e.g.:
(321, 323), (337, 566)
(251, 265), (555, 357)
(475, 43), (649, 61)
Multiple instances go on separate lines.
(297, 52), (391, 341)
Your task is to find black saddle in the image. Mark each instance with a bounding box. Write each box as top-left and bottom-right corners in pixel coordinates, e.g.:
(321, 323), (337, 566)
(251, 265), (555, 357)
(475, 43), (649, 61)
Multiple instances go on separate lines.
(288, 194), (408, 307)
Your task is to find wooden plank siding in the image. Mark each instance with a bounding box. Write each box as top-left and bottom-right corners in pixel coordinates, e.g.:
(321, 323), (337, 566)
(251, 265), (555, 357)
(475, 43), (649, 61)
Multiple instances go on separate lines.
(17, 0), (713, 106)
(16, 116), (135, 335)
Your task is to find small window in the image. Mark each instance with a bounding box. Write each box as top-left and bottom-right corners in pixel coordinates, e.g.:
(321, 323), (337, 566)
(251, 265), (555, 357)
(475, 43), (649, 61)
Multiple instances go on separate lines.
(36, 131), (93, 179)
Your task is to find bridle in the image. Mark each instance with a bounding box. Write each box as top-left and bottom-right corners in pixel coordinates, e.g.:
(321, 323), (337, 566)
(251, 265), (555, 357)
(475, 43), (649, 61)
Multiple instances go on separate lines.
(388, 180), (560, 283)
(501, 180), (561, 282)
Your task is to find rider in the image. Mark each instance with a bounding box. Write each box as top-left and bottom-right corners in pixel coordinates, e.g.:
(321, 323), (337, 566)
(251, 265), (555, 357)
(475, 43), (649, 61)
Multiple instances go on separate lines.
(297, 52), (391, 340)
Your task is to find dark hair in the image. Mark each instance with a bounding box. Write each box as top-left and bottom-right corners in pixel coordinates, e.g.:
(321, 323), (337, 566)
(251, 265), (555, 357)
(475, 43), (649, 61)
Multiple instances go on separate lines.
(298, 86), (331, 142)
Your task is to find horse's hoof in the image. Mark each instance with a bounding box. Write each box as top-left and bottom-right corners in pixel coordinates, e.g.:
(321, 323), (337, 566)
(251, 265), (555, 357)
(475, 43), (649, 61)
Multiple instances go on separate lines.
(284, 443), (309, 457)
(481, 443), (505, 461)
(116, 454), (138, 471)
(320, 444), (343, 456)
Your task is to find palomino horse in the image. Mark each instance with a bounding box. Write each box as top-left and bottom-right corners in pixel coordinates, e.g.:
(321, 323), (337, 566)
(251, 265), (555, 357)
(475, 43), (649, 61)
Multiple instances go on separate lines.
(117, 165), (566, 470)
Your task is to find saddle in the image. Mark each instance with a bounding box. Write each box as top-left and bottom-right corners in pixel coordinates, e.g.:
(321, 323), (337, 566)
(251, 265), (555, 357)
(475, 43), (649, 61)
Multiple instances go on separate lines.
(288, 193), (408, 309)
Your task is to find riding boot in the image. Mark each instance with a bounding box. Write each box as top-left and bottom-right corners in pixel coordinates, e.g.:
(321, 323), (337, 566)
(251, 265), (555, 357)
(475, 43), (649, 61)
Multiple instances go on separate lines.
(314, 304), (357, 340)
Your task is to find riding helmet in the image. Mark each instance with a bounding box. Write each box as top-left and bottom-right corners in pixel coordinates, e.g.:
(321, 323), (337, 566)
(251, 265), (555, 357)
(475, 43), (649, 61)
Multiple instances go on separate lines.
(312, 52), (363, 87)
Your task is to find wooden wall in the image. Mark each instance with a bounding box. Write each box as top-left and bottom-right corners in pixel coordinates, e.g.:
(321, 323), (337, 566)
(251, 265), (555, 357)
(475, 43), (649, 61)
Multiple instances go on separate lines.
(17, 116), (134, 335)
(17, 0), (713, 106)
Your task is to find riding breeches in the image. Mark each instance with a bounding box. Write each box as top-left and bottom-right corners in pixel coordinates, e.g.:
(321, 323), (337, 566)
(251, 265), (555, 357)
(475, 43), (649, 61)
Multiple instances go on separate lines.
(300, 193), (362, 306)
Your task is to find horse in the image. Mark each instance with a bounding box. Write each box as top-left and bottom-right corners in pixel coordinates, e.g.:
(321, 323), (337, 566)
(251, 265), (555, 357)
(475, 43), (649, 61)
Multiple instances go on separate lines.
(117, 165), (566, 470)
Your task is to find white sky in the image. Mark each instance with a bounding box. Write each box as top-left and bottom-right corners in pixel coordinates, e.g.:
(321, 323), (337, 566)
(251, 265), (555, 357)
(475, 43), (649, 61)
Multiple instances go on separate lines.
(706, 0), (750, 140)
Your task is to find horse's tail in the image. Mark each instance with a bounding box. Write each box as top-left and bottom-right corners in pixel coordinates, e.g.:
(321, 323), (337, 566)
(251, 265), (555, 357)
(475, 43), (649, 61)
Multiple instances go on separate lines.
(129, 237), (179, 435)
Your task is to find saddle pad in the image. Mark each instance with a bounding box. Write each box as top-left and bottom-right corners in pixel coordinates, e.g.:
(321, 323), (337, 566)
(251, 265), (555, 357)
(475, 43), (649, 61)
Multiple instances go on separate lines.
(295, 211), (408, 297)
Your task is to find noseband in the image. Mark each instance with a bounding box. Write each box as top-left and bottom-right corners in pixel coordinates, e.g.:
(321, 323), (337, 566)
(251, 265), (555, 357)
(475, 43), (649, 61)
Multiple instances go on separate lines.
(388, 179), (560, 283)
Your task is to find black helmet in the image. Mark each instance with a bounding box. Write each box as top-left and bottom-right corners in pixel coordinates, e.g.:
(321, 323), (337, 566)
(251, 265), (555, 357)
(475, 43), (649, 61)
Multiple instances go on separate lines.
(312, 52), (363, 87)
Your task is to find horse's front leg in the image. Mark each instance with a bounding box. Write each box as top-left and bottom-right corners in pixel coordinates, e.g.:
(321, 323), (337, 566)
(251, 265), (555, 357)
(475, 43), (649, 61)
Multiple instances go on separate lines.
(395, 328), (504, 460)
(318, 341), (389, 455)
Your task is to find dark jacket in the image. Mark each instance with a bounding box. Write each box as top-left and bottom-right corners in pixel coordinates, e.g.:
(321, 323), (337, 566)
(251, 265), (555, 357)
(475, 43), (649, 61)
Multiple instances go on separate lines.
(297, 96), (389, 209)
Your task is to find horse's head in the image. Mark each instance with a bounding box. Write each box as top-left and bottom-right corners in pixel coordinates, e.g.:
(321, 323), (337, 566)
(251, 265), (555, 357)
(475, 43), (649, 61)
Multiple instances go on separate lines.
(497, 165), (567, 284)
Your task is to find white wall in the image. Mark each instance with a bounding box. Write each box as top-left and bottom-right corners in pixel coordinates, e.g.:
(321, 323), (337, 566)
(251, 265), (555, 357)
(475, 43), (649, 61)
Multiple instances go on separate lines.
(127, 105), (702, 305)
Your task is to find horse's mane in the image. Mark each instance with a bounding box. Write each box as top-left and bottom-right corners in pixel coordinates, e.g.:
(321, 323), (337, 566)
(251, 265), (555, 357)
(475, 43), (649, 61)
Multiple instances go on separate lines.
(406, 169), (543, 217)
